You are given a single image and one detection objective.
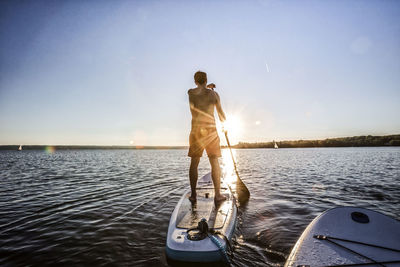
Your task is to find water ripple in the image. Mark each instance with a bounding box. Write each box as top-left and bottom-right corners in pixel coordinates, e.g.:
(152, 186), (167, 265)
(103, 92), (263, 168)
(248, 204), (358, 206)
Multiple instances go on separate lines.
(0, 148), (399, 266)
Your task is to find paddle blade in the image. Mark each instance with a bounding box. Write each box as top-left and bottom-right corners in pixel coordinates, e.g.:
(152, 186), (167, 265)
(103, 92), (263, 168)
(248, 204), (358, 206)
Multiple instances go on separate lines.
(236, 174), (250, 203)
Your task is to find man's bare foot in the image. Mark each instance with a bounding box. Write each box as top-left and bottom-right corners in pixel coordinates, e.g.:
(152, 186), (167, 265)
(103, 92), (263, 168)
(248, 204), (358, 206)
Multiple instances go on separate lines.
(189, 194), (197, 203)
(214, 194), (226, 203)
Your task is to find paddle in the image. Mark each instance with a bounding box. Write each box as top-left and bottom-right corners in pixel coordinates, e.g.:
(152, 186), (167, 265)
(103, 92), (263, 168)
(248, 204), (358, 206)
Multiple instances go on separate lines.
(224, 130), (250, 203)
(207, 83), (250, 202)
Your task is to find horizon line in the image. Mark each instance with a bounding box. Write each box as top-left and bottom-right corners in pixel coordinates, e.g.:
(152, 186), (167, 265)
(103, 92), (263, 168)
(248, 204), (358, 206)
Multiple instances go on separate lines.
(1, 133), (399, 148)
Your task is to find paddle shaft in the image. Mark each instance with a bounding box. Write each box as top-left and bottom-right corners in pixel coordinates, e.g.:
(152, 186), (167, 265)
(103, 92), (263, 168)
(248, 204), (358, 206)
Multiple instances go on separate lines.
(224, 131), (250, 201)
(209, 85), (250, 201)
(224, 132), (240, 177)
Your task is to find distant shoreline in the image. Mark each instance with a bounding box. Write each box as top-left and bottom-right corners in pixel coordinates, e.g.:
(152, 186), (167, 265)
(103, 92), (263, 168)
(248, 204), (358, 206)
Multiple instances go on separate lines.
(1, 134), (399, 150)
(234, 134), (400, 148)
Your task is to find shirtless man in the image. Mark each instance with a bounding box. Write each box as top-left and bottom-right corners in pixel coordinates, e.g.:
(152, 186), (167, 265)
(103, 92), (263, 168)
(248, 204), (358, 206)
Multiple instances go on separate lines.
(187, 71), (227, 203)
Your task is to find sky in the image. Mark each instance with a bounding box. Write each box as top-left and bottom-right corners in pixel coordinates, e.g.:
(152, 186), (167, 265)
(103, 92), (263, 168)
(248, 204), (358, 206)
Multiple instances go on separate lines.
(0, 0), (399, 146)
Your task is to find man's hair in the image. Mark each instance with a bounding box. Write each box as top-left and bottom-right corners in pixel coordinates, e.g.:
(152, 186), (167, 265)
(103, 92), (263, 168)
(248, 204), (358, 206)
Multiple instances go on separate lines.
(194, 71), (207, 85)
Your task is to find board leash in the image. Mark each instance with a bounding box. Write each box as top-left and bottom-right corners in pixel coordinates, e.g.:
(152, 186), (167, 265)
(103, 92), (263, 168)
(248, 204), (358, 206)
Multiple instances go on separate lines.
(186, 218), (232, 265)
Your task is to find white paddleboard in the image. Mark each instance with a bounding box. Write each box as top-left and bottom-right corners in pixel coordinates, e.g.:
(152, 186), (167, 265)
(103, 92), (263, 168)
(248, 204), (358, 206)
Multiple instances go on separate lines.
(285, 207), (400, 267)
(166, 172), (237, 262)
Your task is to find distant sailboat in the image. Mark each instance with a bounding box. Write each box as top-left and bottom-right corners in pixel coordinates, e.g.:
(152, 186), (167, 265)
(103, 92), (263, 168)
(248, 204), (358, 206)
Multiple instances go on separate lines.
(18, 145), (22, 151)
(274, 141), (278, 149)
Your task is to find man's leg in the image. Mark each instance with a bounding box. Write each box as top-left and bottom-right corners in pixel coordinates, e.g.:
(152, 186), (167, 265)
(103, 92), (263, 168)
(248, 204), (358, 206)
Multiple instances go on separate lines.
(189, 157), (200, 202)
(209, 156), (227, 202)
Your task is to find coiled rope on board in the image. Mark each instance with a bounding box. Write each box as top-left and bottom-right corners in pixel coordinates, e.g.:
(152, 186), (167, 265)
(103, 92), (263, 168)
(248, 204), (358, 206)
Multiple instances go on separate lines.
(186, 218), (232, 264)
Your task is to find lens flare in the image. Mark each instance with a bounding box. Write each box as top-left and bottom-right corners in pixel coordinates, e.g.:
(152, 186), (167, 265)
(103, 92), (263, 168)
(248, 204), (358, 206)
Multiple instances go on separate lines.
(45, 146), (55, 154)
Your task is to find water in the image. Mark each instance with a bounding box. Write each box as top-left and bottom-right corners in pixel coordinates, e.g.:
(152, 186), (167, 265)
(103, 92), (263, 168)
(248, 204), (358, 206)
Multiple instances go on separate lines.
(0, 147), (399, 266)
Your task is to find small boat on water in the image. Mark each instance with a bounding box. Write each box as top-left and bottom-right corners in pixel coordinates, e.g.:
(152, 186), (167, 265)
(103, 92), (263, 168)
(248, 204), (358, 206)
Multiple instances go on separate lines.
(274, 141), (278, 149)
(285, 207), (400, 267)
(166, 172), (237, 263)
(18, 145), (22, 151)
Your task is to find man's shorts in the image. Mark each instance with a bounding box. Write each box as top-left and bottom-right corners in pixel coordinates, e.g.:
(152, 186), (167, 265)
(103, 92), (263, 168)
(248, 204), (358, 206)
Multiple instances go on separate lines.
(188, 127), (221, 158)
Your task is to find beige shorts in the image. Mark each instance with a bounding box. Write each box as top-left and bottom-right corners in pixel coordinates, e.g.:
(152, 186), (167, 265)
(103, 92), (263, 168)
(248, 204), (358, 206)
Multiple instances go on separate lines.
(188, 127), (221, 158)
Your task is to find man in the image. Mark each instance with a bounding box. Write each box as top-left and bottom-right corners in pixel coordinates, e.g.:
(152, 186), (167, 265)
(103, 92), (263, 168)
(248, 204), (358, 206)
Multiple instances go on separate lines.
(187, 71), (227, 203)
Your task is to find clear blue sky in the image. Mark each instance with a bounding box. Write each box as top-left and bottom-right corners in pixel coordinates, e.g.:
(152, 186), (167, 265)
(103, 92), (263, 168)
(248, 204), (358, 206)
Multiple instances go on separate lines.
(1, 0), (399, 145)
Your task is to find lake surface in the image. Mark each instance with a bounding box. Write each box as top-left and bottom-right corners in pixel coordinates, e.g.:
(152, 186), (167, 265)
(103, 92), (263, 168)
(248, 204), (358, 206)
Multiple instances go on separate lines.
(0, 147), (399, 266)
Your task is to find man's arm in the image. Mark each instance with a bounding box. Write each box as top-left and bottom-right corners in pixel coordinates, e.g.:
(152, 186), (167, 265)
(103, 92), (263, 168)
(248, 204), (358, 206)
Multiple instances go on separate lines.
(188, 89), (195, 116)
(214, 91), (226, 122)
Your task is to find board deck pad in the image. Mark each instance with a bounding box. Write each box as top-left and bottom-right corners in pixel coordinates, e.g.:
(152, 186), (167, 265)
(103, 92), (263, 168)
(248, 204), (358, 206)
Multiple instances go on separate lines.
(176, 188), (232, 229)
(165, 172), (238, 263)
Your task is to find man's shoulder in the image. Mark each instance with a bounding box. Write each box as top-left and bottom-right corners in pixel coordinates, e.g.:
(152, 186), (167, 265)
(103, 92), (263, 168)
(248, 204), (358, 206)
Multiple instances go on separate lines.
(210, 89), (220, 100)
(188, 88), (217, 97)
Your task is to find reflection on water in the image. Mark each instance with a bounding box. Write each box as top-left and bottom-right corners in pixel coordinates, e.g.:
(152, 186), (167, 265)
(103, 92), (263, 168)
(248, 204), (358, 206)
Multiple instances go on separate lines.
(0, 147), (399, 266)
(221, 149), (237, 186)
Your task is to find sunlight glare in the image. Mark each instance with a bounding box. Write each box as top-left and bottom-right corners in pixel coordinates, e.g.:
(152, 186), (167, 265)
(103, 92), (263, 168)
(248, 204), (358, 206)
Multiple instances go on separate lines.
(218, 114), (243, 145)
(221, 149), (237, 186)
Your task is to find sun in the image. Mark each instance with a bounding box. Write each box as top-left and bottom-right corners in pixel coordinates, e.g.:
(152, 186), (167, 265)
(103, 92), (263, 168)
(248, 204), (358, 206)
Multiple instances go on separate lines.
(223, 115), (242, 136)
(218, 114), (243, 145)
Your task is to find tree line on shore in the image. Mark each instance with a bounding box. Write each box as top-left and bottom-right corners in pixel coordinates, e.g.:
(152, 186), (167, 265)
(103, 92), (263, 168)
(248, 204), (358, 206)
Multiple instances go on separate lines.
(234, 134), (400, 148)
(1, 134), (399, 150)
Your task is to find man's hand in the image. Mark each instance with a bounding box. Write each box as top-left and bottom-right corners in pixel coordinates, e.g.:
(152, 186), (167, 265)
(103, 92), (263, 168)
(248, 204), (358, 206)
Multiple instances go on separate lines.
(207, 83), (216, 90)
